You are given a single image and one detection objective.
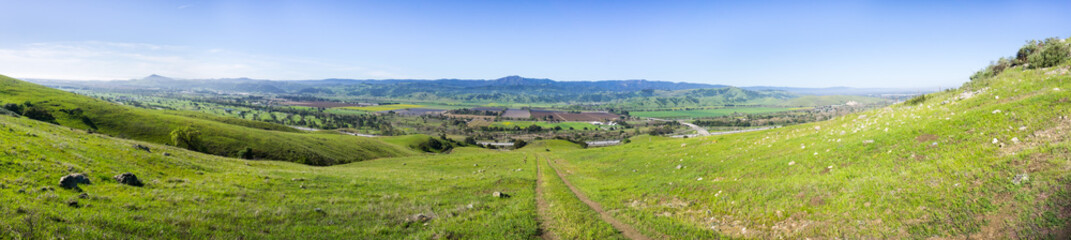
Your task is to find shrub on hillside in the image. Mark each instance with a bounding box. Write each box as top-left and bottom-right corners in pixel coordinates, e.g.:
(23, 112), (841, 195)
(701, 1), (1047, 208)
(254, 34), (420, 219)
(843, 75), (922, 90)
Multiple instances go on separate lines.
(23, 106), (56, 123)
(237, 147), (254, 159)
(1027, 38), (1071, 68)
(904, 94), (928, 106)
(972, 37), (1071, 82)
(170, 126), (204, 152)
(2, 103), (22, 115)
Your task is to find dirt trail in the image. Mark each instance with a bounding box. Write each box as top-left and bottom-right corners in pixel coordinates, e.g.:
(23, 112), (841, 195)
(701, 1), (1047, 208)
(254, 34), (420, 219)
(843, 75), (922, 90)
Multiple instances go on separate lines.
(534, 155), (558, 240)
(544, 158), (658, 240)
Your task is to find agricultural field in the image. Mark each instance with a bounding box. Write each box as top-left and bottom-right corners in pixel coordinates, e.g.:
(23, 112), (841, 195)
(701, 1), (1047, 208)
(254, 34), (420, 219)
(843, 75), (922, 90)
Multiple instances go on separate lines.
(491, 121), (606, 131)
(338, 104), (427, 112)
(629, 107), (806, 119)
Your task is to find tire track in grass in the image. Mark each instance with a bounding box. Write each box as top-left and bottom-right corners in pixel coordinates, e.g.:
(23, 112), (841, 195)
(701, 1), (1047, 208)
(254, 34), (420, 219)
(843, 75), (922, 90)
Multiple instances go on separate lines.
(535, 154), (559, 240)
(545, 158), (658, 240)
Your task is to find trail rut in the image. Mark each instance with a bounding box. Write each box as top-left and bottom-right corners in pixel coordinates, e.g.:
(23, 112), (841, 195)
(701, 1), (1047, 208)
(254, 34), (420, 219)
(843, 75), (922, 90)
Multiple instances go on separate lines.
(544, 158), (659, 240)
(535, 155), (558, 240)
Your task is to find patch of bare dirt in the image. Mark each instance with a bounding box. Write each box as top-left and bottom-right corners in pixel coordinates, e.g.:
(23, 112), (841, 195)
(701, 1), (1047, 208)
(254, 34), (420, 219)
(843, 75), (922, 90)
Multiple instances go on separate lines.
(1002, 117), (1071, 156)
(916, 134), (939, 142)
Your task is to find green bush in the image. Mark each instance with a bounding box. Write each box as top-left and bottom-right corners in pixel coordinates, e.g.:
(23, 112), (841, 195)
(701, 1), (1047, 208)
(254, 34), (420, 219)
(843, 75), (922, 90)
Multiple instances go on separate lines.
(22, 106), (56, 123)
(170, 126), (204, 152)
(2, 103), (21, 115)
(905, 94), (928, 106)
(1027, 38), (1070, 68)
(237, 147), (254, 159)
(972, 37), (1070, 82)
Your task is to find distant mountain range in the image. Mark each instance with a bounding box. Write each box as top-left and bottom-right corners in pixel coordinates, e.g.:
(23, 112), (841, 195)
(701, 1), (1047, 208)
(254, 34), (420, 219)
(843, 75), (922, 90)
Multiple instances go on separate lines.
(26, 75), (927, 97)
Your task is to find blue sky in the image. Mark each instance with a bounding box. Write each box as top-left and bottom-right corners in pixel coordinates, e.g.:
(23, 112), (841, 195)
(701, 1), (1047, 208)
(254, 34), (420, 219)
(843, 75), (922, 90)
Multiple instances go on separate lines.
(0, 0), (1068, 88)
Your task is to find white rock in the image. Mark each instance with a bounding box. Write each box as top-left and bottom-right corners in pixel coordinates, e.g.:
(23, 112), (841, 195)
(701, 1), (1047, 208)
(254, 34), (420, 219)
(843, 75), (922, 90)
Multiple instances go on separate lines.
(697, 177), (703, 181)
(1055, 88), (1062, 91)
(1011, 137), (1020, 144)
(992, 109), (1002, 114)
(788, 161), (796, 166)
(992, 138), (999, 144)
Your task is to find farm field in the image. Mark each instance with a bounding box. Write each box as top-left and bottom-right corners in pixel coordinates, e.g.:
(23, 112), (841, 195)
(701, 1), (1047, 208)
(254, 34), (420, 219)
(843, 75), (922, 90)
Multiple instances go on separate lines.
(338, 104), (426, 112)
(491, 121), (606, 130)
(629, 107), (805, 119)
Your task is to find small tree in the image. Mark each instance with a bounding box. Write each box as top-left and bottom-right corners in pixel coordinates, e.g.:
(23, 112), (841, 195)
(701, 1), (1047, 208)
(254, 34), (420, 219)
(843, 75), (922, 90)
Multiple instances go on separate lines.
(170, 126), (203, 152)
(512, 139), (527, 149)
(237, 147), (254, 159)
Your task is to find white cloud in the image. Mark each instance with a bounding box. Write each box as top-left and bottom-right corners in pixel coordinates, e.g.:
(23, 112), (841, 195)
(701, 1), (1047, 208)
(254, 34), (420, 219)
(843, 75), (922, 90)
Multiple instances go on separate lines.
(0, 41), (402, 80)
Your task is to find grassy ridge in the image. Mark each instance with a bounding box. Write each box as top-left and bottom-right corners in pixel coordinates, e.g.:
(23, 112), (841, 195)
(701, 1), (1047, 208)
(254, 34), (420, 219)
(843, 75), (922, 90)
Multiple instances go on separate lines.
(541, 64), (1071, 238)
(0, 75), (414, 165)
(0, 114), (540, 238)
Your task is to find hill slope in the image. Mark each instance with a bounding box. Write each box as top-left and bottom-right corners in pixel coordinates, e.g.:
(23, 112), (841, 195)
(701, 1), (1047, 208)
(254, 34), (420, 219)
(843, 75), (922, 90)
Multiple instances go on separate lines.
(0, 114), (539, 239)
(540, 55), (1071, 237)
(0, 75), (415, 165)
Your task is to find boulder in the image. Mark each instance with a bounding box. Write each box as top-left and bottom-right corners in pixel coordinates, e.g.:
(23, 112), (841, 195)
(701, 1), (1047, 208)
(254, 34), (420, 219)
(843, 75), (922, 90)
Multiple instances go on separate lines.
(492, 191), (511, 198)
(114, 173), (144, 187)
(407, 213), (433, 223)
(133, 144), (151, 152)
(59, 173), (91, 189)
(1013, 174), (1029, 185)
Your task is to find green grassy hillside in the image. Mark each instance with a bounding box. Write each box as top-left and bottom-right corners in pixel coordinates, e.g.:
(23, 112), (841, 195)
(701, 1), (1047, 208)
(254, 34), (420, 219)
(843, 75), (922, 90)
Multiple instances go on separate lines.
(0, 114), (541, 239)
(540, 61), (1071, 238)
(0, 75), (415, 165)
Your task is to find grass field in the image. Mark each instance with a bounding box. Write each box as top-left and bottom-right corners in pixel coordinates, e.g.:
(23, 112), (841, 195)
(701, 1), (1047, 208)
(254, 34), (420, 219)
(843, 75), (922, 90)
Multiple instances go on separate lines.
(629, 107), (805, 119)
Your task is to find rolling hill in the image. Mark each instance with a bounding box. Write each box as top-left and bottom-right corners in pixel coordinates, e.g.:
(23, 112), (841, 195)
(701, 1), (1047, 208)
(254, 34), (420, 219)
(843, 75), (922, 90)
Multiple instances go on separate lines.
(0, 75), (415, 165)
